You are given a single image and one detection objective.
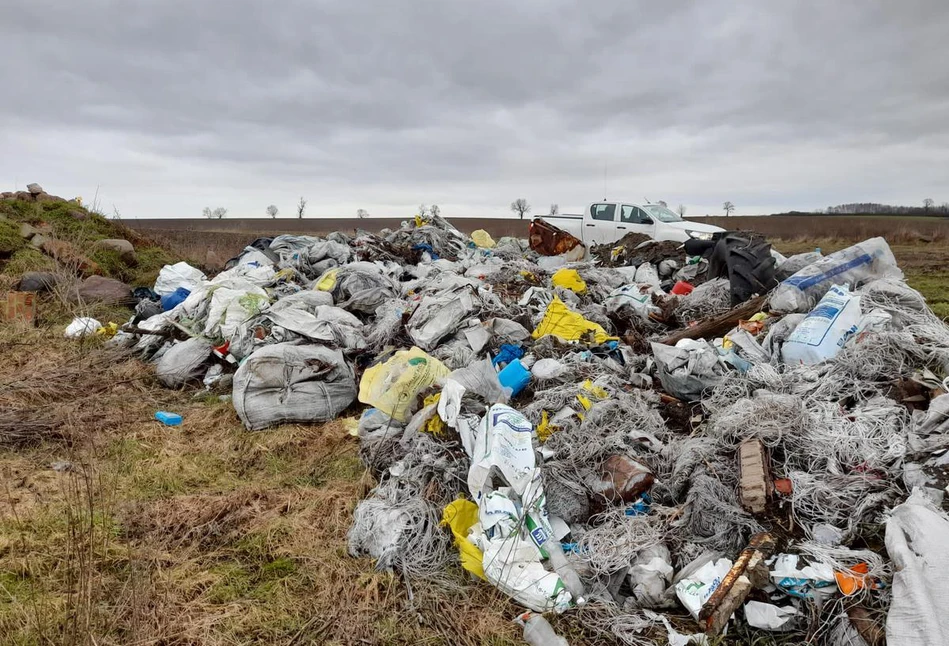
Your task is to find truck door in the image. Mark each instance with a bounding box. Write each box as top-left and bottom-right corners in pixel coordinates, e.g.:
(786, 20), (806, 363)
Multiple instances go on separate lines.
(586, 203), (618, 244)
(618, 205), (656, 239)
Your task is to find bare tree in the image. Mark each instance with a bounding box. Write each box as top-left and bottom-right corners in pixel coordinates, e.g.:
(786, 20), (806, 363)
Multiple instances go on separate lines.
(266, 204), (278, 219)
(418, 203), (428, 217)
(297, 197), (307, 219)
(430, 204), (440, 218)
(510, 198), (531, 219)
(356, 208), (369, 219)
(723, 201), (735, 217)
(202, 206), (227, 219)
(677, 204), (687, 217)
(550, 203), (559, 216)
(657, 200), (668, 208)
(924, 198), (935, 211)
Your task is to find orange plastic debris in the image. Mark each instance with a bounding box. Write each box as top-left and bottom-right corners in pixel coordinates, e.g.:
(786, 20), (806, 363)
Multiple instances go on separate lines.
(774, 478), (793, 495)
(835, 563), (876, 596)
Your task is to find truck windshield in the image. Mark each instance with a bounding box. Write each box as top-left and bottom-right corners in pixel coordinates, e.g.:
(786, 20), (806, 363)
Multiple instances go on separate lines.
(642, 205), (683, 223)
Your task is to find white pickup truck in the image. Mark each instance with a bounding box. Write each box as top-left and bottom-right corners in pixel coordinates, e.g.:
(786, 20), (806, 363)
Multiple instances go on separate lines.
(543, 202), (726, 246)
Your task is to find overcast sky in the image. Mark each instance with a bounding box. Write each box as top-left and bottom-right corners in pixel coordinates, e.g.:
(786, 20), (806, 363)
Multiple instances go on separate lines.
(2, 1), (947, 219)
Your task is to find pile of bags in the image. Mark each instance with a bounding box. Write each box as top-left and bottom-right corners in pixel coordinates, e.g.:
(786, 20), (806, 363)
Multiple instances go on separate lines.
(109, 216), (949, 645)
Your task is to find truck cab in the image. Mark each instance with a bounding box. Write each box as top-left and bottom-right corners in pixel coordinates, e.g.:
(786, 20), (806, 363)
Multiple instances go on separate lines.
(541, 202), (726, 246)
(583, 202), (724, 245)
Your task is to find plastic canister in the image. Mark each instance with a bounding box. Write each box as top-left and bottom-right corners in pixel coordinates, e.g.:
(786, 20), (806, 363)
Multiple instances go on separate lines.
(498, 359), (531, 396)
(671, 281), (694, 296)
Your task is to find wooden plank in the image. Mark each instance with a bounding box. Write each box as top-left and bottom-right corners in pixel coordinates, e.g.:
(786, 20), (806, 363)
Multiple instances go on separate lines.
(658, 294), (768, 345)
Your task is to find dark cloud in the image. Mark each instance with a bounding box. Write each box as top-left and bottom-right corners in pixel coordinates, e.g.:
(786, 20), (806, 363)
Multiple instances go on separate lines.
(1, 0), (947, 217)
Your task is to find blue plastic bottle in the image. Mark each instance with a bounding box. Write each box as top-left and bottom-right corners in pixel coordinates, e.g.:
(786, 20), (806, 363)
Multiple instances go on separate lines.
(498, 359), (531, 396)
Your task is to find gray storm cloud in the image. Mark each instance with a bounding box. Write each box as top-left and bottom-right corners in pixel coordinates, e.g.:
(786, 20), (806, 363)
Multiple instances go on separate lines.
(1, 0), (947, 218)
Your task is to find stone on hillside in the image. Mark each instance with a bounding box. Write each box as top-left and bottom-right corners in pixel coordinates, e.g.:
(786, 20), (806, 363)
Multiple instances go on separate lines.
(40, 239), (100, 275)
(17, 271), (59, 292)
(20, 223), (42, 239)
(94, 238), (136, 263)
(29, 233), (49, 249)
(75, 276), (131, 304)
(14, 191), (33, 201)
(0, 192), (13, 199)
(69, 209), (88, 221)
(27, 183), (44, 195)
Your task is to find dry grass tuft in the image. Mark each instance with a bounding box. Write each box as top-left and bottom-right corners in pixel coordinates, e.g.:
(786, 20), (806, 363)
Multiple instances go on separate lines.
(122, 488), (288, 550)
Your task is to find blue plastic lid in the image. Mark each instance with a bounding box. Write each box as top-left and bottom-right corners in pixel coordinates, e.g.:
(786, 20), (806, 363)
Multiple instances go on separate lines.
(155, 411), (182, 426)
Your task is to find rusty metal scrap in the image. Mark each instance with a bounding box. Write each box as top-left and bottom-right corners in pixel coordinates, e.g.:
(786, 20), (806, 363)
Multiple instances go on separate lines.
(528, 217), (583, 256)
(699, 532), (777, 636)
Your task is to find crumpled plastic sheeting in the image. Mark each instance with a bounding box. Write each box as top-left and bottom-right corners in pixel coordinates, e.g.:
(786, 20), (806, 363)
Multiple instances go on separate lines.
(266, 305), (366, 351)
(232, 343), (356, 431)
(771, 237), (902, 313)
(358, 347), (450, 422)
(204, 284), (269, 341)
(155, 337), (213, 388)
(651, 340), (726, 401)
(885, 489), (949, 645)
(406, 287), (479, 351)
(154, 261), (207, 296)
(914, 393), (949, 436)
(532, 297), (617, 345)
(466, 404), (574, 612)
(776, 251), (822, 280)
(64, 317), (102, 339)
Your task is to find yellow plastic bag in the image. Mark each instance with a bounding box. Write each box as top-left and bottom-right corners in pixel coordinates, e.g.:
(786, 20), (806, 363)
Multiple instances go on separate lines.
(315, 268), (338, 292)
(358, 347), (450, 422)
(273, 267), (296, 283)
(536, 410), (556, 442)
(442, 499), (486, 580)
(576, 379), (609, 419)
(422, 393), (447, 435)
(531, 297), (617, 345)
(551, 268), (587, 294)
(471, 229), (496, 249)
(95, 322), (119, 338)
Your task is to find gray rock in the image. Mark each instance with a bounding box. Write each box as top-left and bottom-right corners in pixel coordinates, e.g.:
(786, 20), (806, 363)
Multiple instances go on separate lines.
(17, 271), (58, 292)
(69, 209), (88, 221)
(29, 233), (49, 249)
(94, 238), (136, 263)
(20, 223), (41, 239)
(75, 276), (131, 304)
(26, 183), (44, 195)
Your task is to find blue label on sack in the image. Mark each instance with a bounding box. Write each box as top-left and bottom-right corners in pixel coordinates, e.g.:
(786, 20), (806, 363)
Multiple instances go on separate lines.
(783, 253), (873, 290)
(530, 526), (549, 545)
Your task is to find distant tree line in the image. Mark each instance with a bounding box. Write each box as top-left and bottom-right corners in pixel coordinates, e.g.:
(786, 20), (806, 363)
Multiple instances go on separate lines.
(777, 200), (949, 217)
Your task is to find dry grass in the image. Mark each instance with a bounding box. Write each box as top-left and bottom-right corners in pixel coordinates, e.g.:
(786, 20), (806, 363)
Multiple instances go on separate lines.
(0, 326), (536, 646)
(690, 214), (949, 244)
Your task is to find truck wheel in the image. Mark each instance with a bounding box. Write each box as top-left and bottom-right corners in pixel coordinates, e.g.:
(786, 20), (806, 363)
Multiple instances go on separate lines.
(709, 236), (777, 305)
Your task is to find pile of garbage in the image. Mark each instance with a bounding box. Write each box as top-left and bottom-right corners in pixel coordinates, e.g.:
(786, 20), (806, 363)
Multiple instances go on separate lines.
(101, 214), (949, 645)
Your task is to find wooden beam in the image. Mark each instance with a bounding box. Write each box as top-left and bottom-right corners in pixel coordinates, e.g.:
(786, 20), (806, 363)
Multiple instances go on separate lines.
(658, 294), (769, 345)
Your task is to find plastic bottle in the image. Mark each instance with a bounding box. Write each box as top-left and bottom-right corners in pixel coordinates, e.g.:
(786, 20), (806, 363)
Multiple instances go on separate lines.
(515, 612), (570, 646)
(545, 540), (586, 605)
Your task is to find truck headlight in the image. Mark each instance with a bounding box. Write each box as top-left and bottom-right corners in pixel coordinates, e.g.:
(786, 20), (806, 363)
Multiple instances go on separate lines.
(686, 231), (713, 241)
